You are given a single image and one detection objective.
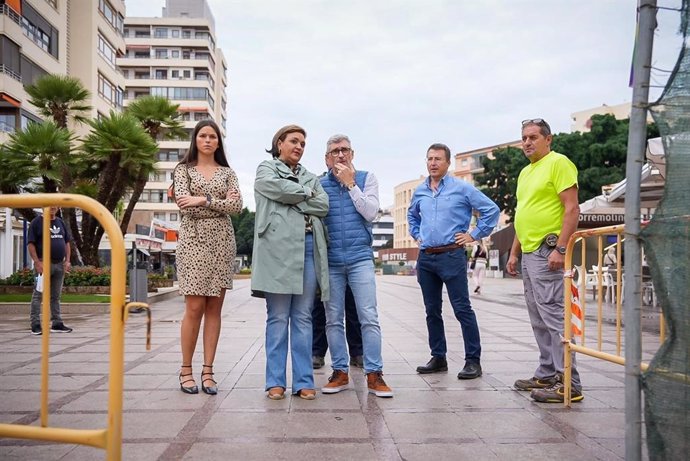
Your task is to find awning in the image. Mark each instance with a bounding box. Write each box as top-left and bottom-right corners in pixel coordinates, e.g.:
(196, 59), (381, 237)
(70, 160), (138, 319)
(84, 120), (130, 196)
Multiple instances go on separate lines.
(1, 93), (21, 108)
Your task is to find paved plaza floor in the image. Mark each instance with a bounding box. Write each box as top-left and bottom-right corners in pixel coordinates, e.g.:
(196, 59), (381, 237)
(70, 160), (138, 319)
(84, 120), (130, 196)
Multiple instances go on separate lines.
(0, 275), (659, 460)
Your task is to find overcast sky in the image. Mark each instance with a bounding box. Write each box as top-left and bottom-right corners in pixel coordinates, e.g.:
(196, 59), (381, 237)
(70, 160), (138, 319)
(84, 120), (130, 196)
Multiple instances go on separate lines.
(125, 0), (683, 210)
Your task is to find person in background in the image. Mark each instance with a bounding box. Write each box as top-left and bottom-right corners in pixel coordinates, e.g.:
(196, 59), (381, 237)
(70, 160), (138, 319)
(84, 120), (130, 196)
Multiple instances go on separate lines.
(28, 206), (72, 335)
(252, 124), (330, 401)
(320, 134), (393, 398)
(470, 241), (489, 295)
(507, 118), (583, 403)
(174, 120), (243, 395)
(603, 246), (617, 268)
(408, 143), (499, 380)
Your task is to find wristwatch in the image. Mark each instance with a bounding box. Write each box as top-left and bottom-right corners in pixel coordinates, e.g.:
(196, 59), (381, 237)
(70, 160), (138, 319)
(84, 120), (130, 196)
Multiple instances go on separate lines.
(556, 245), (567, 255)
(205, 194), (212, 207)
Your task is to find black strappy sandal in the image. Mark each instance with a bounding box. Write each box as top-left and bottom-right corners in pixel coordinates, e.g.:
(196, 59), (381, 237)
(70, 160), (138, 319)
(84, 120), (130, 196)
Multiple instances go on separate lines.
(201, 364), (218, 395)
(179, 365), (199, 394)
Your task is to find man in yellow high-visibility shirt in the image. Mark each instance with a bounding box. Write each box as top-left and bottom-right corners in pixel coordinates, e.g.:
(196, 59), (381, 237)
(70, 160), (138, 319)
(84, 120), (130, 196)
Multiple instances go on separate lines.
(507, 118), (583, 403)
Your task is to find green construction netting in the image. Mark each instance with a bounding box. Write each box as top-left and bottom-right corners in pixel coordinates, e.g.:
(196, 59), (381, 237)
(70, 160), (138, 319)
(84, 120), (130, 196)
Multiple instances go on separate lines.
(641, 1), (690, 459)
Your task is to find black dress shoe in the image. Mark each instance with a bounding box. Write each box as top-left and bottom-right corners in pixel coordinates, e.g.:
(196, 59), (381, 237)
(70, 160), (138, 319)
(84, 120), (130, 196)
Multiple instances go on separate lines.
(457, 361), (482, 379)
(416, 356), (448, 374)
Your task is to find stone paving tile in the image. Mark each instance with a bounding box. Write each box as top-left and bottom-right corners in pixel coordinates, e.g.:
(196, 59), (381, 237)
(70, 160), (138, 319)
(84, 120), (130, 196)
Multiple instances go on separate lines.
(0, 276), (663, 460)
(184, 442), (379, 460)
(397, 442), (500, 461)
(382, 411), (477, 440)
(199, 411), (289, 438)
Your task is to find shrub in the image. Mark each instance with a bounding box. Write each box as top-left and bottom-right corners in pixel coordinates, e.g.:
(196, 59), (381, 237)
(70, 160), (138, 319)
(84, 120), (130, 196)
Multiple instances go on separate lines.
(64, 266), (111, 286)
(2, 268), (35, 286)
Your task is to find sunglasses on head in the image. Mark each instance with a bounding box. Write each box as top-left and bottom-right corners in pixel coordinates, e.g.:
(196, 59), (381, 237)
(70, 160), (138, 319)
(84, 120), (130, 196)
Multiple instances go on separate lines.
(521, 118), (551, 134)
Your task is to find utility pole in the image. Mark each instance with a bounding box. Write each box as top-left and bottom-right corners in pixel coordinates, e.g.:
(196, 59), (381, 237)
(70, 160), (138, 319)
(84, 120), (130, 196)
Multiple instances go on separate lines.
(624, 1), (656, 460)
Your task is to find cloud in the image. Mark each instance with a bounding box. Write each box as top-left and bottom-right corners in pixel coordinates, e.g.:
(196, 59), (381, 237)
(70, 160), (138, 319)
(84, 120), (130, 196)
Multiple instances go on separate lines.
(126, 0), (683, 210)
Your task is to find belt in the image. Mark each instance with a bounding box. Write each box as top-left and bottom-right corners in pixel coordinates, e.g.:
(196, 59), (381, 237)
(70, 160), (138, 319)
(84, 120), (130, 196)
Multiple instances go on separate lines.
(423, 243), (464, 254)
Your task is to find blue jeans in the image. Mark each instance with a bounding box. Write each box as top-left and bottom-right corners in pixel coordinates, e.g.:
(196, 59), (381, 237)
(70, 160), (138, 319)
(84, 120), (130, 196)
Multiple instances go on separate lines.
(325, 259), (383, 373)
(30, 262), (65, 326)
(312, 285), (362, 357)
(264, 234), (316, 393)
(416, 248), (481, 362)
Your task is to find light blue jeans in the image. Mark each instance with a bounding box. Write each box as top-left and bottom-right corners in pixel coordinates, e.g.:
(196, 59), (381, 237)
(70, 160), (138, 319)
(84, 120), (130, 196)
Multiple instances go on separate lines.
(325, 259), (383, 373)
(264, 234), (316, 393)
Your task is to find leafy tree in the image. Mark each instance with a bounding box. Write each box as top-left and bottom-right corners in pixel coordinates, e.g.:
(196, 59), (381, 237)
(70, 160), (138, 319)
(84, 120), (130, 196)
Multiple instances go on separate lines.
(78, 111), (158, 266)
(231, 208), (255, 261)
(475, 114), (659, 221)
(474, 146), (528, 222)
(121, 95), (185, 235)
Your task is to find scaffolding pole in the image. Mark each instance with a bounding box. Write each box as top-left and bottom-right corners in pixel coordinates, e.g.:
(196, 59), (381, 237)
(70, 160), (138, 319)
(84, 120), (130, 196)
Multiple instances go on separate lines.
(624, 1), (657, 460)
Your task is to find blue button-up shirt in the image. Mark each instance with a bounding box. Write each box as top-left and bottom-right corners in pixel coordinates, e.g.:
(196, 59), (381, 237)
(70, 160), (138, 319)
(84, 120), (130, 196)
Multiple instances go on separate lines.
(407, 174), (500, 249)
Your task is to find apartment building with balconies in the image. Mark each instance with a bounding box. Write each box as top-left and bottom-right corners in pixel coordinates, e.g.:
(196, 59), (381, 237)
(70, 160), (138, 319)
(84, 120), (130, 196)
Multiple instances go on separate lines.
(0, 0), (67, 143)
(118, 0), (227, 233)
(0, 0), (127, 140)
(392, 176), (425, 249)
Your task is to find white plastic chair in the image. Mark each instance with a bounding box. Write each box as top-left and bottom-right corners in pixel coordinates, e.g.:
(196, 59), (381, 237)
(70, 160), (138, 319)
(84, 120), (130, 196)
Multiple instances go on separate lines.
(588, 265), (616, 302)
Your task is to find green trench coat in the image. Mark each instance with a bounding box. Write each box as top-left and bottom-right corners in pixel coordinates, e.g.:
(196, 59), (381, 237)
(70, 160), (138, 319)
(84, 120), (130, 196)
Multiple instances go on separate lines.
(251, 159), (330, 301)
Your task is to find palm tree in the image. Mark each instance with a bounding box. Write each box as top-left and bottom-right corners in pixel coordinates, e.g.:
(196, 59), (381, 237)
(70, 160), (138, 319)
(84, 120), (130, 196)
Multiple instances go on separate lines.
(2, 122), (72, 221)
(25, 74), (92, 263)
(24, 75), (91, 128)
(120, 95), (185, 234)
(78, 111), (158, 266)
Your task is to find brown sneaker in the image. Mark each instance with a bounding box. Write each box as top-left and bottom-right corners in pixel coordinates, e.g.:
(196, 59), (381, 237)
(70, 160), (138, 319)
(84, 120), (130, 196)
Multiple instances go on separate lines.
(367, 371), (394, 398)
(322, 370), (349, 394)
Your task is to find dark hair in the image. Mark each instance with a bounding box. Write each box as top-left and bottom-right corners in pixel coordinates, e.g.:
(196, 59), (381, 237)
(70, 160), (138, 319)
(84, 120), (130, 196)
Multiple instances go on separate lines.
(427, 143), (451, 162)
(266, 124), (306, 158)
(179, 120), (229, 167)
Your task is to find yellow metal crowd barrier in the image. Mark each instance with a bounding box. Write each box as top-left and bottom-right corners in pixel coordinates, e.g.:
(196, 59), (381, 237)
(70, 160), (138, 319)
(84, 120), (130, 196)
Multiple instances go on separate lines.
(0, 194), (150, 461)
(562, 224), (663, 407)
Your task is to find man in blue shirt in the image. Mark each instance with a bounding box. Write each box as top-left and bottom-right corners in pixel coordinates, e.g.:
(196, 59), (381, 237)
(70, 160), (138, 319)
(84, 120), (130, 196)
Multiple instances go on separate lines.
(408, 143), (499, 379)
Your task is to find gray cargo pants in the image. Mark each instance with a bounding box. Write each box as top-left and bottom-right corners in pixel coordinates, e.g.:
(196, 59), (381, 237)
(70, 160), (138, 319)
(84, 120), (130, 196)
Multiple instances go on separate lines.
(522, 243), (581, 390)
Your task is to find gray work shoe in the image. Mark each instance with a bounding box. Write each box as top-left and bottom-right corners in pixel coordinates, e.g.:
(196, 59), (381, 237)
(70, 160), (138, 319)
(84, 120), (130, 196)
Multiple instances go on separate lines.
(514, 376), (558, 391)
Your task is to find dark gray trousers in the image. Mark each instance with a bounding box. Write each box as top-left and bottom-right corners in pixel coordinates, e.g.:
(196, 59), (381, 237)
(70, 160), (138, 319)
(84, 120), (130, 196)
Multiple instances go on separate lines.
(29, 262), (65, 326)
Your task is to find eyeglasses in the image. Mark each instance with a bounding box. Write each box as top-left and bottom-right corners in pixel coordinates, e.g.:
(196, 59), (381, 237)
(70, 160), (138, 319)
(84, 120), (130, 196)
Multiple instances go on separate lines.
(521, 118), (552, 134)
(327, 147), (353, 157)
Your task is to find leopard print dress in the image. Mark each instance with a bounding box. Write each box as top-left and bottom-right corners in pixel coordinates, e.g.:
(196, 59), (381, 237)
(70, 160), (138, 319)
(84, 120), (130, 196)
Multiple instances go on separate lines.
(174, 164), (242, 296)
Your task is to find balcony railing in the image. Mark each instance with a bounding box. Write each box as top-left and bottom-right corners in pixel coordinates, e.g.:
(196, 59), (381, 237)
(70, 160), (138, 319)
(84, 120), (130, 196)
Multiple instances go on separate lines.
(0, 4), (21, 26)
(0, 65), (22, 82)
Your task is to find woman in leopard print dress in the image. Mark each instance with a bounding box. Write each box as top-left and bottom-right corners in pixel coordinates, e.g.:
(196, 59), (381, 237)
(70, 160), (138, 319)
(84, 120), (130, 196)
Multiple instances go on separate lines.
(174, 120), (242, 395)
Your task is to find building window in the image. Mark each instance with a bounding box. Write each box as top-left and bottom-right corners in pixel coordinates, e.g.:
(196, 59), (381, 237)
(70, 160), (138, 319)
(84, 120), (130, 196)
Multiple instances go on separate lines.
(154, 28), (168, 38)
(172, 29), (180, 38)
(182, 30), (191, 39)
(98, 0), (124, 35)
(171, 50), (179, 58)
(155, 69), (167, 79)
(97, 34), (117, 69)
(98, 73), (123, 108)
(155, 49), (168, 59)
(153, 212), (165, 220)
(20, 3), (58, 57)
(169, 212), (178, 221)
(183, 70), (191, 78)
